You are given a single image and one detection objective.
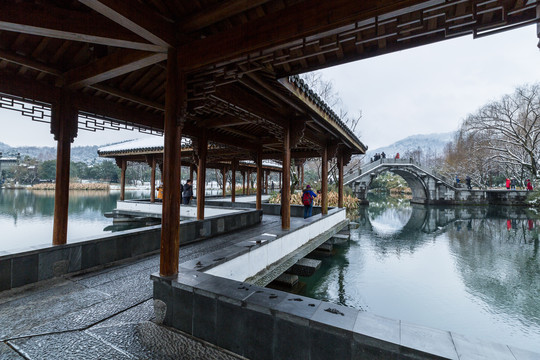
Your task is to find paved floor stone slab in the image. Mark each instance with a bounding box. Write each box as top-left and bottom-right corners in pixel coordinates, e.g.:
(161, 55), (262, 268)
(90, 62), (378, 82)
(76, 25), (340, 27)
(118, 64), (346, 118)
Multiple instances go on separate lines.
(0, 341), (24, 359)
(9, 331), (131, 360)
(88, 321), (243, 360)
(0, 283), (109, 340)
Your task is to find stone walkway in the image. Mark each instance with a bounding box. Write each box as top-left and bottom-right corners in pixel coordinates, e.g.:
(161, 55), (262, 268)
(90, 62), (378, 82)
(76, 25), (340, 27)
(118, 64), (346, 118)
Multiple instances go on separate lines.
(0, 215), (283, 360)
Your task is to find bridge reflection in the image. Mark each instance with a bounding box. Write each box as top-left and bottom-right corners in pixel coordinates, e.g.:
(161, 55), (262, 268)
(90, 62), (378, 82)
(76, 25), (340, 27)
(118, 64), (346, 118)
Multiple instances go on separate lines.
(356, 203), (539, 251)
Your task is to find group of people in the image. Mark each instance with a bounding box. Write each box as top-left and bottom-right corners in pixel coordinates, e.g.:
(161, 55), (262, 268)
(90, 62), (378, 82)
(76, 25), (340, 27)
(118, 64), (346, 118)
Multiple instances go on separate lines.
(371, 152), (386, 162)
(370, 152), (402, 163)
(505, 178), (534, 191)
(156, 179), (194, 204)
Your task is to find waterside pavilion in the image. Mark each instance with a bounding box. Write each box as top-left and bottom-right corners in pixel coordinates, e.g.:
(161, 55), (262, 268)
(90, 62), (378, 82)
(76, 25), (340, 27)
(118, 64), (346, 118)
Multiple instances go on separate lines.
(1, 1), (539, 358)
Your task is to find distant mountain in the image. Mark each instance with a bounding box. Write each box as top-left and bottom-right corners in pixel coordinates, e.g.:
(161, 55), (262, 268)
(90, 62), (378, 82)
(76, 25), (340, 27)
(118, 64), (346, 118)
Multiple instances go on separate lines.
(365, 132), (455, 160)
(0, 142), (102, 164)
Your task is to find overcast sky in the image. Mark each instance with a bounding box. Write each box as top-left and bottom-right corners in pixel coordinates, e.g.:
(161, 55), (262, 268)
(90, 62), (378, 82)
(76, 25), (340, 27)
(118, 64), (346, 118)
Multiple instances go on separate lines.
(0, 25), (538, 150)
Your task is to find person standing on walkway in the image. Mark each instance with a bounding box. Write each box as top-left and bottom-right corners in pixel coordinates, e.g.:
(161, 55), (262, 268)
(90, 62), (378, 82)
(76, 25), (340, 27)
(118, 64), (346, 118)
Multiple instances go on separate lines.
(302, 184), (317, 219)
(381, 151), (386, 159)
(510, 178), (516, 190)
(271, 181), (275, 192)
(395, 152), (400, 159)
(466, 176), (472, 190)
(182, 179), (193, 205)
(506, 178), (511, 190)
(527, 179), (533, 191)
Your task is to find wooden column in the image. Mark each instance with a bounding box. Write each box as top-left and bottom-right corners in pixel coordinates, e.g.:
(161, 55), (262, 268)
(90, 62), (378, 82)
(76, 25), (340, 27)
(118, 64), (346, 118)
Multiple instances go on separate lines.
(222, 167), (226, 197)
(51, 91), (77, 246)
(189, 164), (195, 182)
(256, 147), (263, 210)
(150, 156), (156, 203)
(265, 170), (269, 194)
(231, 160), (237, 203)
(321, 144), (328, 215)
(247, 170), (251, 195)
(159, 48), (184, 277)
(119, 159), (126, 201)
(301, 162), (304, 187)
(279, 172), (282, 190)
(196, 131), (207, 220)
(338, 152), (344, 208)
(242, 171), (246, 195)
(282, 123), (291, 230)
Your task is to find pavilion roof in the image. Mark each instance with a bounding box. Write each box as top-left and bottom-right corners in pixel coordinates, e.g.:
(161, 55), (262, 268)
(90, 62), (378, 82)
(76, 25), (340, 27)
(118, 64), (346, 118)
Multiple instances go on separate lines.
(0, 0), (536, 162)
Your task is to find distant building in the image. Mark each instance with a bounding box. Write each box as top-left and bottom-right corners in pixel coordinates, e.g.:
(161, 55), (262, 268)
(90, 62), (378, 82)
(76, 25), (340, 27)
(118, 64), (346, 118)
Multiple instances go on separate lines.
(0, 152), (20, 177)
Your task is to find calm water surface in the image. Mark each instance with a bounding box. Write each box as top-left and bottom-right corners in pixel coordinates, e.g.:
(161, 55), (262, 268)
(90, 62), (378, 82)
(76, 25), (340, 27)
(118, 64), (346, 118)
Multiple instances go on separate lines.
(301, 194), (540, 353)
(0, 189), (150, 252)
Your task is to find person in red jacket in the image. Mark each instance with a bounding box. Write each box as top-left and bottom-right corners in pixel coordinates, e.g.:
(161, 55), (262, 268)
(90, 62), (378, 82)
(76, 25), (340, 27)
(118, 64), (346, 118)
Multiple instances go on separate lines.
(505, 178), (511, 190)
(526, 179), (533, 191)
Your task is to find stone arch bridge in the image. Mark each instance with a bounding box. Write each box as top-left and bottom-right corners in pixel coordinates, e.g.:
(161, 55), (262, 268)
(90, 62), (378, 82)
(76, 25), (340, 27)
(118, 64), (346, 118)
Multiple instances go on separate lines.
(344, 158), (529, 205)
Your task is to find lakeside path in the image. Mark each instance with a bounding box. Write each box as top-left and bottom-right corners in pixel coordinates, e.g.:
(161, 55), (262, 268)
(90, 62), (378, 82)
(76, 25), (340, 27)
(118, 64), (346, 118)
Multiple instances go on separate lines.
(0, 216), (284, 359)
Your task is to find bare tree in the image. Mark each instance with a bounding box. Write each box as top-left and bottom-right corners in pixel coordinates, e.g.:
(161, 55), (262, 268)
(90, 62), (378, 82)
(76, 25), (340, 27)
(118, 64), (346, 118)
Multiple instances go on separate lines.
(300, 71), (363, 139)
(463, 84), (540, 181)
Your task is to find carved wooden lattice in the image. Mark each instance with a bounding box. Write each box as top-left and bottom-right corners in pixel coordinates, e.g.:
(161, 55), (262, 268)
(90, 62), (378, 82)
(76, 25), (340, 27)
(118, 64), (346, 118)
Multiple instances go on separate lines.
(0, 93), (163, 136)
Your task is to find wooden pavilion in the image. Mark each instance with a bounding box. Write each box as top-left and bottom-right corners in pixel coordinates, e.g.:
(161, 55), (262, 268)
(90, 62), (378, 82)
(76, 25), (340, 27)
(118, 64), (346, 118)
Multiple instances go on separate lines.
(97, 136), (284, 202)
(0, 1), (538, 277)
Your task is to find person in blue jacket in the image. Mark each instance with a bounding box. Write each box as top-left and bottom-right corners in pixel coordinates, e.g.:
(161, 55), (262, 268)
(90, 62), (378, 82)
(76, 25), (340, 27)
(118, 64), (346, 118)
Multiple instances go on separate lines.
(302, 184), (317, 219)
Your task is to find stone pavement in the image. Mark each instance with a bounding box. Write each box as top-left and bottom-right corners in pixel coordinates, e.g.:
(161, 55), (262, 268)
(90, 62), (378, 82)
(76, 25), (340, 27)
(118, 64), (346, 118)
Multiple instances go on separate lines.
(0, 216), (284, 359)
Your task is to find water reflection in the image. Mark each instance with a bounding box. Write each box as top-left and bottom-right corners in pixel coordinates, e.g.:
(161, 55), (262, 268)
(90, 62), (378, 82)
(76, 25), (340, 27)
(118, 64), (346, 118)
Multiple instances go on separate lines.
(301, 195), (540, 352)
(0, 189), (149, 252)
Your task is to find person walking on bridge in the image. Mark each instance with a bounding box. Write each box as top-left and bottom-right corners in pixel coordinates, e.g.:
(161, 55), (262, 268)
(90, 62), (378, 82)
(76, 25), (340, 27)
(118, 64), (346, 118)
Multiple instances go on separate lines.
(302, 184), (317, 219)
(506, 178), (511, 190)
(466, 176), (472, 190)
(527, 179), (533, 191)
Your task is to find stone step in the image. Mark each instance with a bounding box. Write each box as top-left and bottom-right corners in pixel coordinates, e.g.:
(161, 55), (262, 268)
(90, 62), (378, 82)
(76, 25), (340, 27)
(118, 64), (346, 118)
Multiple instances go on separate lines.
(317, 243), (333, 252)
(286, 258), (322, 277)
(272, 273), (298, 287)
(330, 233), (349, 245)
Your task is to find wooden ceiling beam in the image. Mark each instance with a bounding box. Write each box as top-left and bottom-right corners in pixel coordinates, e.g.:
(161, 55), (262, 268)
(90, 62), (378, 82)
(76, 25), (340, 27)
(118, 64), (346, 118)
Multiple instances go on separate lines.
(179, 0), (426, 70)
(180, 0), (272, 32)
(79, 0), (176, 47)
(0, 71), (60, 105)
(89, 84), (164, 111)
(0, 50), (62, 76)
(242, 69), (305, 113)
(196, 117), (250, 128)
(214, 84), (286, 127)
(0, 2), (163, 52)
(61, 50), (167, 89)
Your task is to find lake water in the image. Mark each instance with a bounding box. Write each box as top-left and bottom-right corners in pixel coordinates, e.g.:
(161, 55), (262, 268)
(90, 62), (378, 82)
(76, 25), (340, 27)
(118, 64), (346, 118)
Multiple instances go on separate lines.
(0, 189), (150, 252)
(301, 194), (540, 353)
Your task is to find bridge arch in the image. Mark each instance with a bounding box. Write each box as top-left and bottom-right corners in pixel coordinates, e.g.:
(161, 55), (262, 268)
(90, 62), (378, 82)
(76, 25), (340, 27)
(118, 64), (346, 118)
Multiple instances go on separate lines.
(344, 159), (456, 205)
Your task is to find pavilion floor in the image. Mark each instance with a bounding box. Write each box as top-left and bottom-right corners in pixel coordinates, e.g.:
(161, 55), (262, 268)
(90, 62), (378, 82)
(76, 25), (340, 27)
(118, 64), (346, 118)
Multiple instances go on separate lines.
(0, 215), (289, 359)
